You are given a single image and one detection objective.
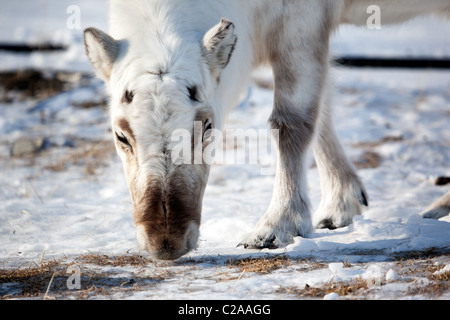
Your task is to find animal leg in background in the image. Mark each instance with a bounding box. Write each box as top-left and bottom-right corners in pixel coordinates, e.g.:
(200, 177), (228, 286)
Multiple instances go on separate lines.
(313, 83), (369, 229)
(240, 8), (333, 248)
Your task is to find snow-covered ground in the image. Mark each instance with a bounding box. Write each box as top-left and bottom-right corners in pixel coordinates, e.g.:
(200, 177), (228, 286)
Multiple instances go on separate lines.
(0, 1), (449, 300)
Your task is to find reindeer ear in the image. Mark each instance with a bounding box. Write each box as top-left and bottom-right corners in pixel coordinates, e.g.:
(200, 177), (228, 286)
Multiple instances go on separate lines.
(84, 27), (119, 82)
(202, 18), (237, 80)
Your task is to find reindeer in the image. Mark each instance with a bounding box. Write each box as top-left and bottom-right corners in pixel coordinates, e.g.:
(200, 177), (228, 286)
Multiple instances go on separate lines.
(84, 0), (450, 260)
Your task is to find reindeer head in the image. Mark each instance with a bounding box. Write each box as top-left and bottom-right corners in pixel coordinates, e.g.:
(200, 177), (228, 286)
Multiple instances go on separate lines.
(84, 18), (237, 260)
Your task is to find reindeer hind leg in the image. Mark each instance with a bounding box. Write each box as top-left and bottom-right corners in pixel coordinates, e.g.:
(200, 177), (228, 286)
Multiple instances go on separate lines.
(421, 190), (450, 220)
(313, 84), (368, 229)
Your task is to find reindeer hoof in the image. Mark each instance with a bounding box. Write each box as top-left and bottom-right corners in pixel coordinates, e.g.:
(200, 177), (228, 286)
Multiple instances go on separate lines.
(238, 234), (278, 250)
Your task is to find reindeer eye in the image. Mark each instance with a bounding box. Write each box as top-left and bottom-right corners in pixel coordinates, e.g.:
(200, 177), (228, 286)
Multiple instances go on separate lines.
(187, 86), (199, 103)
(122, 90), (135, 104)
(204, 118), (213, 133)
(115, 131), (132, 149)
(202, 118), (213, 143)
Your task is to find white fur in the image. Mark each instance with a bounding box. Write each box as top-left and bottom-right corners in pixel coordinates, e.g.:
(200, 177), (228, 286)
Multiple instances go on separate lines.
(84, 0), (450, 257)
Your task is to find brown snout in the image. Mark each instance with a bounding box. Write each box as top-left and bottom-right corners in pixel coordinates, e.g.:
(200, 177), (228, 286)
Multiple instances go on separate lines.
(129, 159), (209, 260)
(136, 220), (199, 260)
(133, 186), (203, 260)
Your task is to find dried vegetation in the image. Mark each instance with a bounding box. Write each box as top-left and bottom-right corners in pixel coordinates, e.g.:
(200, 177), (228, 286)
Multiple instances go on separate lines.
(1, 252), (449, 300)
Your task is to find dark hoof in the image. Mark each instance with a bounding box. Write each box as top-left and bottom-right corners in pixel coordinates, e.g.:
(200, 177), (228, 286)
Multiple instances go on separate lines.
(316, 218), (337, 230)
(359, 190), (369, 207)
(237, 234), (278, 249)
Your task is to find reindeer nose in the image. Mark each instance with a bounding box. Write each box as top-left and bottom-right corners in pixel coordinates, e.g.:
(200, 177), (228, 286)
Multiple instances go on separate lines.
(136, 223), (191, 260)
(153, 238), (183, 260)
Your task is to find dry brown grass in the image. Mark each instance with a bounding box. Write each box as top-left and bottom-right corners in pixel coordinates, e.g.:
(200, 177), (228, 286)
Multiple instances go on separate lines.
(352, 135), (404, 149)
(277, 253), (450, 299)
(1, 69), (113, 177)
(406, 281), (449, 298)
(77, 252), (152, 267)
(228, 255), (293, 274)
(2, 253), (448, 300)
(393, 255), (450, 298)
(0, 69), (97, 103)
(43, 139), (115, 176)
(353, 151), (382, 169)
(277, 277), (370, 299)
(227, 255), (328, 275)
(431, 270), (450, 281)
(6, 137), (115, 177)
(0, 253), (162, 299)
(0, 69), (65, 102)
(0, 259), (69, 298)
(349, 135), (406, 169)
